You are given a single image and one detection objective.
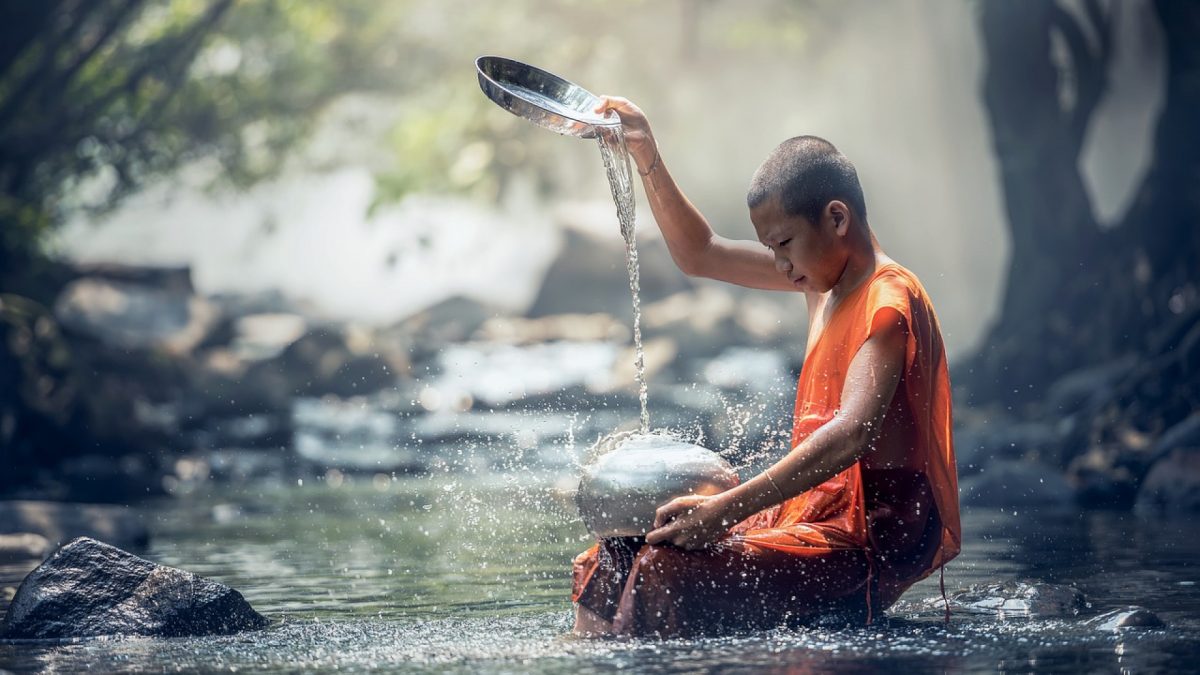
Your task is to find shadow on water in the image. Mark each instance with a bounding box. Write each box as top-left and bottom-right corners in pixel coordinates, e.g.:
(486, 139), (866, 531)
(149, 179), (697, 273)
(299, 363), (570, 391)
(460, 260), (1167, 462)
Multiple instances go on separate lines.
(2, 473), (1199, 673)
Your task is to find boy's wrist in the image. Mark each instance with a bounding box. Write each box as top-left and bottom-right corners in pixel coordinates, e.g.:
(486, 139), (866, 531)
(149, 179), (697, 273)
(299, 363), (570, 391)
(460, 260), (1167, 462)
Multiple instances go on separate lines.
(632, 139), (658, 173)
(637, 148), (660, 177)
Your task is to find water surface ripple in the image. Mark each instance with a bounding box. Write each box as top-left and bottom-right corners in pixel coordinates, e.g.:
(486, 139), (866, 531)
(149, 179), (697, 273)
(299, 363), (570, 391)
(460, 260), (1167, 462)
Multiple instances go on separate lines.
(2, 477), (1198, 673)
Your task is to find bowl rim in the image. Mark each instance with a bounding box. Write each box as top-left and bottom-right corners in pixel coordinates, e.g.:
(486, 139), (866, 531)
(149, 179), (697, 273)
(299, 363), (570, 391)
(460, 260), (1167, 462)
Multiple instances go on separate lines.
(475, 55), (621, 130)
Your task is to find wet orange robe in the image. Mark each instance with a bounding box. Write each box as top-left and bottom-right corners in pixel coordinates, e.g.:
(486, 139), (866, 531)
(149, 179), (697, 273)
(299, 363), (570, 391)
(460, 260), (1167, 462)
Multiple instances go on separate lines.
(572, 263), (961, 637)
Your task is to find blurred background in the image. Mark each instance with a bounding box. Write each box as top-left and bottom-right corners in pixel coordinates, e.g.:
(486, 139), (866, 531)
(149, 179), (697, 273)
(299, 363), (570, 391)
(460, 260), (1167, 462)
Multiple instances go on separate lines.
(1, 0), (1198, 653)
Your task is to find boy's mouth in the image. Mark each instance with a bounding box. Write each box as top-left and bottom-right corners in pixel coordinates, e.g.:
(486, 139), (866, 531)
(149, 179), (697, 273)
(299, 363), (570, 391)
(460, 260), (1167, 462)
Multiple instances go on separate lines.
(792, 275), (806, 288)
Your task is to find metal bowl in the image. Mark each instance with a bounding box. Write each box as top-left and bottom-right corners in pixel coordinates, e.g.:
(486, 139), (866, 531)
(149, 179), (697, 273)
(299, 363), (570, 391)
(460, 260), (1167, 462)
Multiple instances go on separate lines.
(475, 55), (620, 139)
(576, 435), (740, 538)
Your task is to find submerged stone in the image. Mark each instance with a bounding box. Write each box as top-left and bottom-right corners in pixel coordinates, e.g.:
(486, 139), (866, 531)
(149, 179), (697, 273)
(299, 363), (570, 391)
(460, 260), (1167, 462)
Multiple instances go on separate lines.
(0, 537), (268, 640)
(945, 580), (1085, 618)
(1083, 606), (1165, 631)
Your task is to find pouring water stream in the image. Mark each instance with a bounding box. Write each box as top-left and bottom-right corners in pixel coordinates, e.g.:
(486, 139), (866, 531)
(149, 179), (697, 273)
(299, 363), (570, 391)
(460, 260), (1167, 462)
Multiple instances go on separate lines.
(596, 125), (649, 434)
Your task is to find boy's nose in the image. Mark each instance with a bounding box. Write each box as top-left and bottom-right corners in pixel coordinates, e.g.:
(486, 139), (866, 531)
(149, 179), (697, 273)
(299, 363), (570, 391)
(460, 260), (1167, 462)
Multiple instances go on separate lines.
(775, 256), (792, 274)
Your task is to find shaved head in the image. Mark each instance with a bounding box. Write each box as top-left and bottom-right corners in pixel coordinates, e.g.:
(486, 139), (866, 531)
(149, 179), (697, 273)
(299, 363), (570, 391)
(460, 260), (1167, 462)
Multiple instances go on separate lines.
(747, 136), (867, 224)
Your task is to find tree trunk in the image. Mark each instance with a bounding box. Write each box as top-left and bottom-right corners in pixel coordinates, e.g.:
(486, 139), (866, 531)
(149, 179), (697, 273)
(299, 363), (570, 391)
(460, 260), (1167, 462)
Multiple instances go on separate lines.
(968, 0), (1199, 412)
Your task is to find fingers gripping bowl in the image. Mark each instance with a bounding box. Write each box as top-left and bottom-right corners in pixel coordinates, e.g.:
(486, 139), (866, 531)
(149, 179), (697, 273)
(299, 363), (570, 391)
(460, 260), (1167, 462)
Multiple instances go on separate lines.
(576, 435), (741, 538)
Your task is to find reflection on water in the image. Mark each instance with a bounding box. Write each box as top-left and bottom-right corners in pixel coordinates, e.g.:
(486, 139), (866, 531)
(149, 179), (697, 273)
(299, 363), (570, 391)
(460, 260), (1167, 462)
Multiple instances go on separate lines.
(2, 475), (1199, 672)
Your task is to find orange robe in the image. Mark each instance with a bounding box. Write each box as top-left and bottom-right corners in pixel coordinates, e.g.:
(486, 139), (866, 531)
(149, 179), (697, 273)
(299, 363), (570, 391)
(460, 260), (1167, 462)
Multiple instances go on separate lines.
(572, 263), (961, 637)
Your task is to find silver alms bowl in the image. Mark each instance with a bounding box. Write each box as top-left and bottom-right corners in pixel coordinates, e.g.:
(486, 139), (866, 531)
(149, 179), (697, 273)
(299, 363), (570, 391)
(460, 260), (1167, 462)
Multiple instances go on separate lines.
(576, 435), (740, 538)
(475, 55), (620, 139)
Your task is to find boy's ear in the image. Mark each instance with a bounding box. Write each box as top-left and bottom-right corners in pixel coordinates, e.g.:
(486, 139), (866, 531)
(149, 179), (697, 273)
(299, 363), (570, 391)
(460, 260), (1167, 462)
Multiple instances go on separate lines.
(827, 200), (850, 235)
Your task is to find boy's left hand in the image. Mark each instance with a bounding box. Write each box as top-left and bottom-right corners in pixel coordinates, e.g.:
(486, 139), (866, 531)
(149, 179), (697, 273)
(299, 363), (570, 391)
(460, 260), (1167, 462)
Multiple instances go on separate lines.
(645, 494), (732, 550)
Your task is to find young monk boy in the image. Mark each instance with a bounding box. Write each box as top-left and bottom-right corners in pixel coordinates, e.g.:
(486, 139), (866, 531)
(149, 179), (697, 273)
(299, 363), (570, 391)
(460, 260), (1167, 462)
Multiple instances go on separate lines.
(571, 96), (961, 638)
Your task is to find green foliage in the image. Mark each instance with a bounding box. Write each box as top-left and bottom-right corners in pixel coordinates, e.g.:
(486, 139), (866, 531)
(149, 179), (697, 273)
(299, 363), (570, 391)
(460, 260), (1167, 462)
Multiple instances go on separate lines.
(0, 0), (816, 279)
(0, 0), (409, 278)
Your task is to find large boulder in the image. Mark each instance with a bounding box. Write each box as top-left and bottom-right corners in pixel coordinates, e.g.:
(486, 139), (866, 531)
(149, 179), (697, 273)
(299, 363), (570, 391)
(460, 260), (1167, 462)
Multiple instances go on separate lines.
(0, 537), (268, 639)
(54, 277), (219, 355)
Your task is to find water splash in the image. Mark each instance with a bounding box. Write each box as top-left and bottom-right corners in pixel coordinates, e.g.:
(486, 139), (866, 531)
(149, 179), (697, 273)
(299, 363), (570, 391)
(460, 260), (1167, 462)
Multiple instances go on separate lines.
(596, 125), (649, 434)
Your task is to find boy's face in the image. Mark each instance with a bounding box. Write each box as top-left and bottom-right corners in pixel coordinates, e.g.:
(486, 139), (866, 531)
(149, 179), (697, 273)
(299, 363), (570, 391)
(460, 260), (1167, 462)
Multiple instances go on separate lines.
(750, 195), (851, 294)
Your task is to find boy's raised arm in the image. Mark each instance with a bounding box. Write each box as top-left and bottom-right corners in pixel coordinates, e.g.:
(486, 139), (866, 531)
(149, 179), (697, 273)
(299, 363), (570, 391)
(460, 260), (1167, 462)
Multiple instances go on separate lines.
(595, 96), (796, 293)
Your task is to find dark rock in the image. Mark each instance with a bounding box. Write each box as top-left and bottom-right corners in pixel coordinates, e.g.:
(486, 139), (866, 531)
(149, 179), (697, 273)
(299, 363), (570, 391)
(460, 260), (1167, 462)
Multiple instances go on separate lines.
(0, 501), (148, 551)
(1068, 449), (1140, 509)
(187, 357), (290, 418)
(54, 278), (219, 354)
(527, 230), (691, 321)
(53, 454), (165, 503)
(1152, 413), (1200, 459)
(0, 537), (268, 639)
(954, 421), (1062, 475)
(958, 460), (1073, 508)
(390, 296), (498, 352)
(1135, 447), (1200, 514)
(944, 580), (1085, 617)
(1083, 606), (1165, 631)
(1045, 356), (1138, 416)
(245, 327), (399, 400)
(0, 295), (80, 495)
(0, 534), (51, 563)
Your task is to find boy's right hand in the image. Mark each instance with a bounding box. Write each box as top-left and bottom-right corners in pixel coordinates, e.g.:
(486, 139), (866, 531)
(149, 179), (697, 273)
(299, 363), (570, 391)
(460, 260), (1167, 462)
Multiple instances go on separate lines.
(594, 96), (658, 172)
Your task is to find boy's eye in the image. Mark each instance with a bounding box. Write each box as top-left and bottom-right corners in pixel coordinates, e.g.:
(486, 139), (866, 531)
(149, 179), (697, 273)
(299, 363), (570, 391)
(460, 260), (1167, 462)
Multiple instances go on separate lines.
(778, 238), (792, 248)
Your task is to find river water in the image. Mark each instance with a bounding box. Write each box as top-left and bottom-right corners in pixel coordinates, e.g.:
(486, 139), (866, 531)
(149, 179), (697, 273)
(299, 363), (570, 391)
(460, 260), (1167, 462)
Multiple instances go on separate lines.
(2, 471), (1198, 673)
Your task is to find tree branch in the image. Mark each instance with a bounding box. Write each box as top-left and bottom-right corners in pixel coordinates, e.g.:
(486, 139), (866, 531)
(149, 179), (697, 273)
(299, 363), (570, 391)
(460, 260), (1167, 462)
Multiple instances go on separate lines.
(0, 0), (144, 130)
(0, 3), (60, 82)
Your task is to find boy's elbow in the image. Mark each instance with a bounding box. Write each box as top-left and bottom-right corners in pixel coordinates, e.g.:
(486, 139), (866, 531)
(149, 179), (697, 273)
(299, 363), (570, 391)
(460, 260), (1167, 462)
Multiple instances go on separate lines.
(676, 255), (706, 278)
(841, 417), (879, 459)
(673, 241), (715, 278)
